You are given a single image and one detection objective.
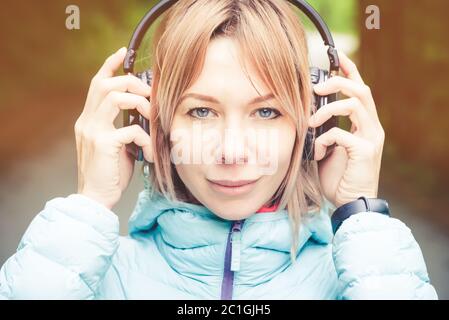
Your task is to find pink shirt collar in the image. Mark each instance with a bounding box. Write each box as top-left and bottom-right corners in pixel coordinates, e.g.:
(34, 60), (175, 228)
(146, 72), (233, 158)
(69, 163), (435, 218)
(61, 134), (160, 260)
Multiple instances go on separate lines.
(256, 202), (280, 213)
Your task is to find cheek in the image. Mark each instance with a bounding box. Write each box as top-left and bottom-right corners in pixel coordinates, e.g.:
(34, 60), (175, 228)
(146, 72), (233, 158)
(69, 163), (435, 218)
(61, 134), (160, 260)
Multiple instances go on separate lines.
(278, 127), (296, 164)
(171, 120), (222, 165)
(171, 136), (219, 167)
(175, 164), (199, 188)
(171, 119), (209, 192)
(255, 124), (296, 176)
(170, 118), (205, 164)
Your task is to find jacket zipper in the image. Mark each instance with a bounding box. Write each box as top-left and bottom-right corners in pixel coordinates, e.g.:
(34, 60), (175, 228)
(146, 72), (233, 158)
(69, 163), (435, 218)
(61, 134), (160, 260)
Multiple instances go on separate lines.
(220, 219), (244, 300)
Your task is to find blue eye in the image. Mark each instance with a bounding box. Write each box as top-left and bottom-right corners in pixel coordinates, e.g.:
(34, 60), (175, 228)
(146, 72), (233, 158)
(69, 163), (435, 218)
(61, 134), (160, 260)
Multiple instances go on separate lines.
(256, 108), (281, 119)
(188, 107), (214, 119)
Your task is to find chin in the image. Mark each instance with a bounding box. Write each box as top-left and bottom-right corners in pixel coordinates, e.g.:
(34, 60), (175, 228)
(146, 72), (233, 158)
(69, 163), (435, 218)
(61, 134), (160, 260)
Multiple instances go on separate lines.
(205, 199), (260, 221)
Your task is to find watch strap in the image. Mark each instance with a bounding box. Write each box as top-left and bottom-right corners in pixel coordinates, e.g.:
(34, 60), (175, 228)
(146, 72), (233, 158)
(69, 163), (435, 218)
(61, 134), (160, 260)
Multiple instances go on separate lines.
(331, 196), (391, 234)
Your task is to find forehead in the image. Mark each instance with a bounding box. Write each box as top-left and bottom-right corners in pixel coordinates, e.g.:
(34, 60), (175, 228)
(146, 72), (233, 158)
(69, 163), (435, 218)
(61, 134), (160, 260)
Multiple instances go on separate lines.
(184, 37), (271, 102)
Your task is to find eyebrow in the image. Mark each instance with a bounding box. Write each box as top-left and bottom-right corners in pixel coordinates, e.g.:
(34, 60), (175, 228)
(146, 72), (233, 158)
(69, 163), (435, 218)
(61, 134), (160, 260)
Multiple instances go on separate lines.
(179, 92), (275, 106)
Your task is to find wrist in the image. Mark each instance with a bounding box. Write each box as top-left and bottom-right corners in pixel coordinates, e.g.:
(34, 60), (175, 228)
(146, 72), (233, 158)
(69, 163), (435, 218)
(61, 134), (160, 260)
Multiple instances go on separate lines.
(331, 196), (390, 234)
(78, 189), (116, 210)
(334, 192), (378, 208)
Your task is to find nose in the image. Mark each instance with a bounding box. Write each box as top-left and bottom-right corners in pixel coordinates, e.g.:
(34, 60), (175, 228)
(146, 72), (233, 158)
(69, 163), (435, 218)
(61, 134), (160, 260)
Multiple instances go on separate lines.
(220, 143), (246, 165)
(219, 122), (249, 165)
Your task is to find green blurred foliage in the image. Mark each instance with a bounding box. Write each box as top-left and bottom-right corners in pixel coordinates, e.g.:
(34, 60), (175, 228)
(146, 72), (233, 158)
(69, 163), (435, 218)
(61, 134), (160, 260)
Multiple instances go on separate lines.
(301, 0), (357, 35)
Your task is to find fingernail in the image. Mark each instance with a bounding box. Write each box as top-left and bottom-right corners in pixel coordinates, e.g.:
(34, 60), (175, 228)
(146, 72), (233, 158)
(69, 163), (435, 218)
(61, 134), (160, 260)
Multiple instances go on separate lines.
(118, 47), (127, 54)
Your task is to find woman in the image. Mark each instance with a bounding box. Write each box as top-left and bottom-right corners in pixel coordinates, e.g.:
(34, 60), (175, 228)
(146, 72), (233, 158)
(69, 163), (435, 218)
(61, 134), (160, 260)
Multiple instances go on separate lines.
(0, 0), (438, 299)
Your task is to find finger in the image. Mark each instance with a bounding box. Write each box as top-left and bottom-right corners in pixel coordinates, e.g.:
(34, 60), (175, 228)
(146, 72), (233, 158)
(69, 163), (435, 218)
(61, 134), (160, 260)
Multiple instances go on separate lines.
(314, 127), (370, 161)
(92, 75), (152, 108)
(309, 97), (374, 134)
(95, 47), (127, 79)
(100, 74), (151, 96)
(97, 91), (151, 124)
(83, 74), (152, 125)
(314, 76), (366, 100)
(337, 50), (364, 84)
(113, 124), (154, 162)
(313, 76), (375, 113)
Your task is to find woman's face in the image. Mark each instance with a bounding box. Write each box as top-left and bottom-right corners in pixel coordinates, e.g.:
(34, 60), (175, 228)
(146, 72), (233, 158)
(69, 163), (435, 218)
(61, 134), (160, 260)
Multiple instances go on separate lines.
(170, 37), (296, 220)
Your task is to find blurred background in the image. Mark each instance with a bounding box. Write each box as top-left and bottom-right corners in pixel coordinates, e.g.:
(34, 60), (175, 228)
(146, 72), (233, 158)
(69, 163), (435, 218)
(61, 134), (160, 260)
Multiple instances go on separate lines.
(0, 0), (448, 298)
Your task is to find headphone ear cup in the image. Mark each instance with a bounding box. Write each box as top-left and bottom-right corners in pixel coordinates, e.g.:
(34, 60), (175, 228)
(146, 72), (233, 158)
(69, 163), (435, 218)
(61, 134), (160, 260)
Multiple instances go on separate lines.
(303, 67), (338, 161)
(123, 69), (153, 161)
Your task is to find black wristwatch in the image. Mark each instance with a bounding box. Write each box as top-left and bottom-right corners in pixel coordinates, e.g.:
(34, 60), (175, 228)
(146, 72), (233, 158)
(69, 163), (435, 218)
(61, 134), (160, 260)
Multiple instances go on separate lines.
(331, 196), (391, 234)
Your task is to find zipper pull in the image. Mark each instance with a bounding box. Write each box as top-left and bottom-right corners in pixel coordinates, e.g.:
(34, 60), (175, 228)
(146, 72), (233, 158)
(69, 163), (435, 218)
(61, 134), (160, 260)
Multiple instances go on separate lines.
(230, 220), (244, 272)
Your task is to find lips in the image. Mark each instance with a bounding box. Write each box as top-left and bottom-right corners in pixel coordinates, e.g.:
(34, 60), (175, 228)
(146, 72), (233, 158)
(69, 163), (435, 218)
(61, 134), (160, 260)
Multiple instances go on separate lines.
(207, 178), (260, 196)
(207, 179), (259, 187)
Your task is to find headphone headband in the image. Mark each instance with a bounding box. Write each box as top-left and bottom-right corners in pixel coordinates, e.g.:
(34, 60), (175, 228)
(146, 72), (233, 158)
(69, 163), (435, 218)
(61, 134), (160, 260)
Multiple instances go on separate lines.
(124, 0), (339, 74)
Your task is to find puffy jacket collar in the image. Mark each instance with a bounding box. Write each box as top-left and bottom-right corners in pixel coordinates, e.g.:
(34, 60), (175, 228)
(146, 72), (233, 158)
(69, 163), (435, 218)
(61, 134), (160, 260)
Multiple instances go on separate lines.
(128, 186), (334, 286)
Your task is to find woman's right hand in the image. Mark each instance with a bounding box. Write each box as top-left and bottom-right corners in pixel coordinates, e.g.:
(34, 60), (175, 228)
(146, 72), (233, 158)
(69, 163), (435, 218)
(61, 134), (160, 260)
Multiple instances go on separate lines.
(75, 47), (154, 210)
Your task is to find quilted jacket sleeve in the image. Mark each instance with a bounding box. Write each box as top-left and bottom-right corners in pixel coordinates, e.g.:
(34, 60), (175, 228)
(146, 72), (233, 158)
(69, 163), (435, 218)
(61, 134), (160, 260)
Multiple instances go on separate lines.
(0, 194), (119, 299)
(332, 211), (438, 299)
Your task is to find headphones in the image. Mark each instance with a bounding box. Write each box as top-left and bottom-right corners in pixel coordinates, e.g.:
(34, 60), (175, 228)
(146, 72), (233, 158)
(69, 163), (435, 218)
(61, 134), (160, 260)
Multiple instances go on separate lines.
(123, 0), (340, 173)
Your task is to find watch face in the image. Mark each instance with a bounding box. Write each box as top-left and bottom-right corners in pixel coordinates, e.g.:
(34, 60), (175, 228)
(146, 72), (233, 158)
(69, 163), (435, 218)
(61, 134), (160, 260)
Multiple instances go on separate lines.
(369, 199), (391, 216)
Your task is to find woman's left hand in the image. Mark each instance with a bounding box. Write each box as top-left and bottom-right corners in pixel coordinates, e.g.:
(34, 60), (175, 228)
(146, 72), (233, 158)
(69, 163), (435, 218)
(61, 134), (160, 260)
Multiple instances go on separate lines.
(309, 50), (385, 209)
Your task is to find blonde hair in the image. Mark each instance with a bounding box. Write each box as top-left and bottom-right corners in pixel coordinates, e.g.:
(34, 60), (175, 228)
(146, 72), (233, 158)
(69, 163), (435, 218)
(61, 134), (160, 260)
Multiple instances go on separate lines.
(146, 0), (324, 261)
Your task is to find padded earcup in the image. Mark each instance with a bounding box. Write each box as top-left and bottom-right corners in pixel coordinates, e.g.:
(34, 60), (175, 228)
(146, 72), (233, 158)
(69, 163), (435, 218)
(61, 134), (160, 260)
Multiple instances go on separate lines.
(302, 67), (338, 161)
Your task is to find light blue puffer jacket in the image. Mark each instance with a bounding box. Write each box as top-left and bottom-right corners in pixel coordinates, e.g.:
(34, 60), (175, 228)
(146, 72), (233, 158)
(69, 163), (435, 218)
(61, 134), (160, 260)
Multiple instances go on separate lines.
(0, 183), (438, 299)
